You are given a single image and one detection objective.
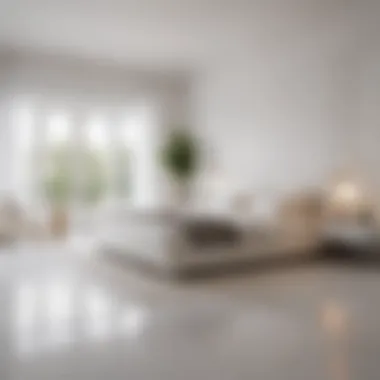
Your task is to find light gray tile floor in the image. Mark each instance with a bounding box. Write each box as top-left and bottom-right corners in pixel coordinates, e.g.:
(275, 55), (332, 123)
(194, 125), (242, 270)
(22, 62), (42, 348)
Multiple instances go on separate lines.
(0, 248), (379, 379)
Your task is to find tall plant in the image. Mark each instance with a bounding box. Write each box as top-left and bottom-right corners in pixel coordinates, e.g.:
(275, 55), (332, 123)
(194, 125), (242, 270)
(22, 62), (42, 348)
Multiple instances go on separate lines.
(43, 145), (108, 206)
(43, 146), (72, 206)
(162, 129), (198, 205)
(80, 148), (107, 204)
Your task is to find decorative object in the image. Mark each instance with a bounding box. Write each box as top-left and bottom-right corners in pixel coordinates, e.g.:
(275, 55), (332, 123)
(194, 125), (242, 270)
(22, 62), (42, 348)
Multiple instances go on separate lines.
(327, 177), (370, 224)
(0, 198), (25, 244)
(161, 128), (198, 205)
(332, 181), (361, 208)
(0, 197), (47, 244)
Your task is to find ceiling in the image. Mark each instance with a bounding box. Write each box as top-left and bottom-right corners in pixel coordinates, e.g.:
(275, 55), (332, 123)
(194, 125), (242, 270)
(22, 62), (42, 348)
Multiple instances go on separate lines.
(0, 0), (379, 70)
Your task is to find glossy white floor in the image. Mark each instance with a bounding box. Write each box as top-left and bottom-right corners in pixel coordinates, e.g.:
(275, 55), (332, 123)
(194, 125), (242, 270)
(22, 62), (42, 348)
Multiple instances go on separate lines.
(1, 246), (379, 380)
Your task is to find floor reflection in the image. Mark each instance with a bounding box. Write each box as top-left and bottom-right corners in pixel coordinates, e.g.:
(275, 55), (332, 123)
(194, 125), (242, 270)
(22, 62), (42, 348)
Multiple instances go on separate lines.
(11, 280), (148, 358)
(321, 300), (350, 380)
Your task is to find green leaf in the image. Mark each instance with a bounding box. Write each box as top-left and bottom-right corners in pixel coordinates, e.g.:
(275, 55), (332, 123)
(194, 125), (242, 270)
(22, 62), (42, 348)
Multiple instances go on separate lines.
(162, 129), (198, 182)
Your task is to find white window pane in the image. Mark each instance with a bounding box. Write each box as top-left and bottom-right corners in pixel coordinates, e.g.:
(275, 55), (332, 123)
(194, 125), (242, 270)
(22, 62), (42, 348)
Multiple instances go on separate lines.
(47, 112), (70, 145)
(86, 115), (108, 150)
(127, 104), (158, 207)
(80, 115), (110, 204)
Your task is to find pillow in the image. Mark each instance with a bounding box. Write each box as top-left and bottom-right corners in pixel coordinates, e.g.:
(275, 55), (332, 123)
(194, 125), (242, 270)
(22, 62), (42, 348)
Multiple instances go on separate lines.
(181, 218), (242, 248)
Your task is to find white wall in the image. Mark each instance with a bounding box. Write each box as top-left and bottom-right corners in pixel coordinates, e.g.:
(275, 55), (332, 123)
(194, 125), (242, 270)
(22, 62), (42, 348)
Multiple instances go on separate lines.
(191, 2), (380, 209)
(193, 59), (339, 209)
(355, 49), (380, 196)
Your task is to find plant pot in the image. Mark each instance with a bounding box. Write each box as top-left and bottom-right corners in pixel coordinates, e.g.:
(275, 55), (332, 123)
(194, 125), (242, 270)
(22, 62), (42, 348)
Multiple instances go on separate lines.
(171, 180), (192, 208)
(50, 206), (68, 238)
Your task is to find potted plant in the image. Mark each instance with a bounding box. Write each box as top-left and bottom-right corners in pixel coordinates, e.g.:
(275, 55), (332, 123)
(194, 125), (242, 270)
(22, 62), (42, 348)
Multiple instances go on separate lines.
(43, 146), (72, 238)
(161, 128), (198, 206)
(81, 148), (107, 205)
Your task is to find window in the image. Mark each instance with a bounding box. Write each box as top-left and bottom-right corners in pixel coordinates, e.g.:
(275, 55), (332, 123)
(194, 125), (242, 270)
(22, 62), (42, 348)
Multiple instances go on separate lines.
(43, 112), (73, 206)
(81, 115), (109, 204)
(11, 102), (154, 208)
(114, 126), (130, 199)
